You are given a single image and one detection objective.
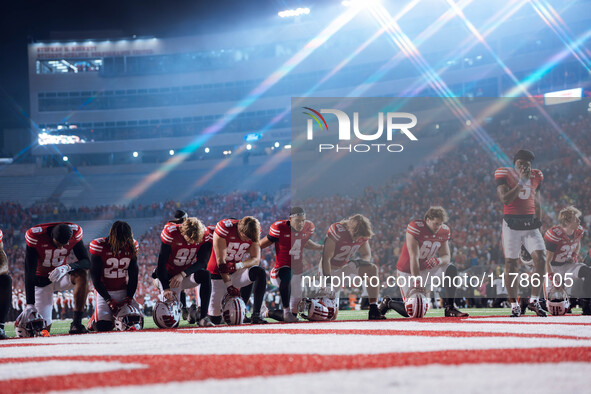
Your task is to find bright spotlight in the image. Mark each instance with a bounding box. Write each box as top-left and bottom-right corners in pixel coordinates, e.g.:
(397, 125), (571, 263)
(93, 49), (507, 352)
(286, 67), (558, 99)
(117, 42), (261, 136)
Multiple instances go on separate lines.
(246, 144), (252, 150)
(169, 149), (175, 156)
(284, 145), (292, 149)
(278, 7), (310, 18)
(204, 147), (210, 153)
(274, 142), (280, 148)
(133, 151), (139, 158)
(62, 156), (68, 162)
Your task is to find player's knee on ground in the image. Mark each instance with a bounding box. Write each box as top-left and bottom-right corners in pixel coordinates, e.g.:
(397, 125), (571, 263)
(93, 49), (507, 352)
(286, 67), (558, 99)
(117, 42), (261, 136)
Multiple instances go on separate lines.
(96, 320), (114, 332)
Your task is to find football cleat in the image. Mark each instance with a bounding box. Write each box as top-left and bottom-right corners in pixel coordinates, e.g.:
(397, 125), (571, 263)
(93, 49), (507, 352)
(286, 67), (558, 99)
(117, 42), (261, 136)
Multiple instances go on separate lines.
(378, 297), (391, 316)
(283, 310), (300, 323)
(510, 305), (521, 317)
(188, 305), (198, 324)
(527, 300), (547, 317)
(444, 306), (469, 317)
(181, 307), (189, 321)
(368, 304), (386, 320)
(69, 322), (89, 334)
(249, 314), (268, 324)
(198, 316), (215, 327)
(0, 328), (8, 340)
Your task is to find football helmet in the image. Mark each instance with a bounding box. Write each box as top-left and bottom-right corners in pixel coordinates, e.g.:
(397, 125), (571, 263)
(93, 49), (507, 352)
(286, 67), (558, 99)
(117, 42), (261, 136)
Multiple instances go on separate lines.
(299, 297), (337, 321)
(405, 288), (429, 318)
(221, 294), (246, 325)
(115, 304), (144, 331)
(545, 284), (570, 316)
(15, 308), (48, 337)
(153, 297), (182, 328)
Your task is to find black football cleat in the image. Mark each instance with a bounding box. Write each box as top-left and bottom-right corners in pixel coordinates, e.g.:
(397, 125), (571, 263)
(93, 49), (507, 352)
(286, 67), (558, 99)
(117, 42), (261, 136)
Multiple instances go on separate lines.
(69, 322), (89, 334)
(444, 306), (469, 317)
(198, 316), (215, 327)
(527, 300), (547, 317)
(510, 305), (521, 317)
(378, 297), (391, 316)
(368, 304), (386, 320)
(188, 305), (199, 324)
(181, 307), (189, 321)
(250, 314), (268, 324)
(0, 328), (8, 339)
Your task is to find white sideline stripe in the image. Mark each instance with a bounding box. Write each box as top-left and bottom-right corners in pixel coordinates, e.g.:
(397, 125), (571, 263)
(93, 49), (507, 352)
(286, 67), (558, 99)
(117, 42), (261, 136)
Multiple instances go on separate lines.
(51, 363), (591, 394)
(0, 332), (588, 358)
(0, 360), (146, 381)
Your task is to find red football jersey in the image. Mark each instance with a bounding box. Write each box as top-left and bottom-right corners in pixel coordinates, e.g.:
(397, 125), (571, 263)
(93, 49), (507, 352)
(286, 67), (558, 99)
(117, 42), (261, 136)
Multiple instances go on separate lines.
(89, 237), (139, 291)
(269, 220), (315, 275)
(207, 219), (254, 275)
(397, 220), (451, 274)
(0, 229), (3, 243)
(25, 222), (83, 277)
(544, 225), (584, 263)
(205, 225), (216, 244)
(160, 223), (211, 277)
(495, 167), (543, 215)
(326, 222), (369, 269)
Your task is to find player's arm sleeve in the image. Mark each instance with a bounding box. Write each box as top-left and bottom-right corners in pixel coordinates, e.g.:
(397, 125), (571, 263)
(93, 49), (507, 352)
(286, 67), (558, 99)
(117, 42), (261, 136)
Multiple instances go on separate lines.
(260, 235), (278, 249)
(157, 242), (172, 290)
(184, 243), (212, 276)
(90, 254), (111, 301)
(126, 257), (139, 299)
(70, 241), (90, 270)
(24, 246), (38, 304)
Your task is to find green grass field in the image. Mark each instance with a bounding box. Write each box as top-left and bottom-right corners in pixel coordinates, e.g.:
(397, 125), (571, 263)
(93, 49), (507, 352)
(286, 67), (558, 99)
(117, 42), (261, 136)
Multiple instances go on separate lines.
(3, 307), (582, 338)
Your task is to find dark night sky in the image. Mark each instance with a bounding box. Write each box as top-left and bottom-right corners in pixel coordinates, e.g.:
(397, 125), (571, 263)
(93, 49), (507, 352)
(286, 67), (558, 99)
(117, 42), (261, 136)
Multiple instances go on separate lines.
(0, 0), (303, 135)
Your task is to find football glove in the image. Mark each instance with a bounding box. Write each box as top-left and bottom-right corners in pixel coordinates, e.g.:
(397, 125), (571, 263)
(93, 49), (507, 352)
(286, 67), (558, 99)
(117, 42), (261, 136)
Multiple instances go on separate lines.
(424, 257), (442, 269)
(48, 264), (72, 282)
(226, 285), (241, 297)
(107, 299), (121, 313)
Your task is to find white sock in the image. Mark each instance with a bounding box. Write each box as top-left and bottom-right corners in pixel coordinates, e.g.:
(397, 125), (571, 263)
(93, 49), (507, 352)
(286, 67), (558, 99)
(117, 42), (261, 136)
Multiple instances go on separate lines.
(529, 297), (539, 303)
(511, 302), (519, 309)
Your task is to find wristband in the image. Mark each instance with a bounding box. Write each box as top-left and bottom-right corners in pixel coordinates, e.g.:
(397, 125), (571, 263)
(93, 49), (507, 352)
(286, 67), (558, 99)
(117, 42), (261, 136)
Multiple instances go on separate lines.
(181, 271), (187, 278)
(235, 262), (245, 270)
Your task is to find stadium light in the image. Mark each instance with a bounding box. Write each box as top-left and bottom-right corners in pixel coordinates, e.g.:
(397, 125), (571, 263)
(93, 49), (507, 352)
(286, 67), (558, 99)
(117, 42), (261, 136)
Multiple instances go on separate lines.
(246, 144), (252, 150)
(284, 145), (292, 149)
(169, 149), (175, 156)
(274, 142), (280, 148)
(133, 151), (139, 158)
(204, 147), (210, 153)
(278, 7), (310, 18)
(62, 156), (68, 162)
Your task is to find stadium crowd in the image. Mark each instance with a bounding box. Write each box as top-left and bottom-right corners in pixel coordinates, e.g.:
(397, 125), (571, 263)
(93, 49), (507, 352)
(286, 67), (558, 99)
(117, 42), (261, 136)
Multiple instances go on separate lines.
(1, 107), (590, 319)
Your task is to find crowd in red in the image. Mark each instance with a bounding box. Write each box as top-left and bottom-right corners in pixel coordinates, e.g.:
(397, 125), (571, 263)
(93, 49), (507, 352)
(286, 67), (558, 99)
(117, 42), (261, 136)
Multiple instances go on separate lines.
(2, 110), (590, 310)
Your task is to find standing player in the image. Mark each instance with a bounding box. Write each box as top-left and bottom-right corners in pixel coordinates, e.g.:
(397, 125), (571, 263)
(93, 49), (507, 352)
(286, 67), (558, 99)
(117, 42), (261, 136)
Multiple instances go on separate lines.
(544, 206), (591, 315)
(0, 229), (12, 339)
(207, 216), (268, 324)
(495, 149), (547, 317)
(396, 207), (468, 317)
(260, 207), (322, 322)
(321, 214), (384, 320)
(157, 217), (214, 327)
(89, 221), (140, 331)
(23, 222), (89, 333)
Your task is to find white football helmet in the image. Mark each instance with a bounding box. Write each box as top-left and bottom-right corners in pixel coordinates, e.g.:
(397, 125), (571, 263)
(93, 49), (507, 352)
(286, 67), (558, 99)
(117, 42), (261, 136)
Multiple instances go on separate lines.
(299, 297), (337, 321)
(153, 297), (182, 328)
(115, 304), (144, 331)
(405, 288), (429, 318)
(545, 284), (570, 316)
(15, 309), (48, 337)
(222, 294), (246, 325)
